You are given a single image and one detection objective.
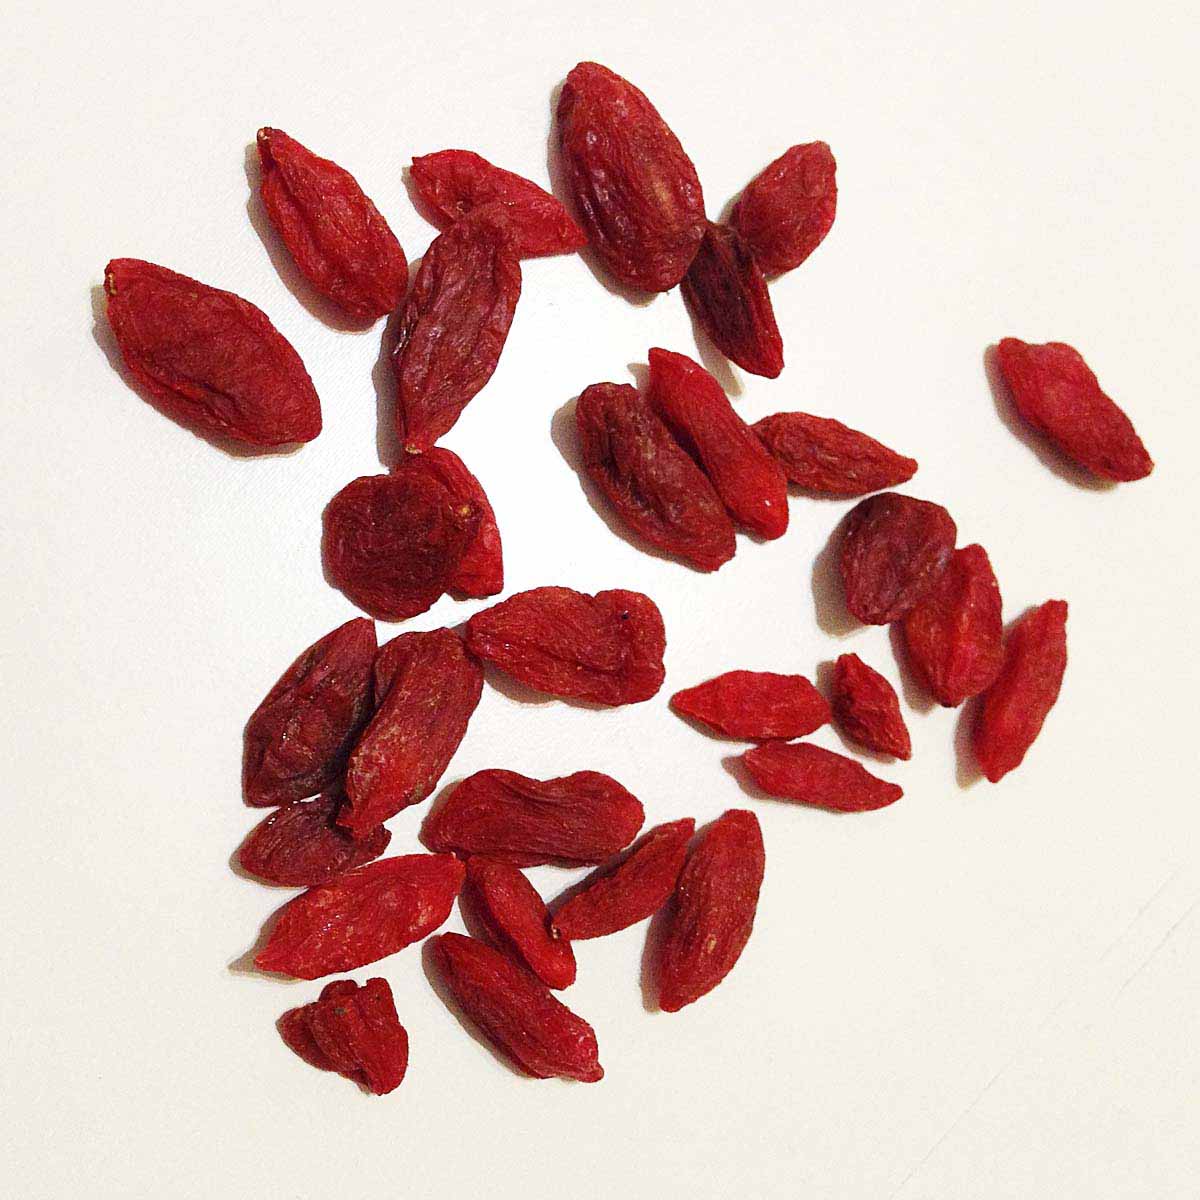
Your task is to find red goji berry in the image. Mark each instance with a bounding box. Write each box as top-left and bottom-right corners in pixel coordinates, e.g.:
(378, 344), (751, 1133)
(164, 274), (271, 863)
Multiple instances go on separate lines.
(255, 853), (464, 979)
(830, 654), (912, 759)
(657, 810), (764, 1012)
(257, 127), (408, 321)
(556, 62), (705, 292)
(431, 933), (603, 1082)
(741, 742), (903, 811)
(410, 149), (586, 258)
(422, 769), (644, 866)
(839, 492), (957, 624)
(974, 600), (1068, 782)
(552, 818), (695, 941)
(995, 339), (1152, 482)
(647, 348), (788, 539)
(670, 671), (830, 741)
(575, 382), (736, 572)
(465, 586), (666, 705)
(103, 258), (321, 448)
(465, 858), (576, 989)
(752, 411), (918, 496)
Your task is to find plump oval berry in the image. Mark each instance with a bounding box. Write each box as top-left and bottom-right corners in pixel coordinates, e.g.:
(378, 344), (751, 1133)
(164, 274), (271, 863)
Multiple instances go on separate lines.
(742, 742), (903, 812)
(830, 654), (911, 759)
(670, 671), (830, 741)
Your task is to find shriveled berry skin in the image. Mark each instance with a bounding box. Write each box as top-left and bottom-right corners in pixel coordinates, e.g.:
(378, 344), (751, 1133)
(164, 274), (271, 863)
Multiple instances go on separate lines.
(670, 671), (830, 741)
(103, 258), (321, 447)
(830, 654), (911, 759)
(730, 141), (837, 277)
(393, 209), (522, 452)
(243, 618), (377, 807)
(839, 493), (957, 624)
(238, 793), (391, 886)
(322, 472), (480, 621)
(657, 810), (764, 1012)
(257, 127), (408, 321)
(431, 933), (603, 1082)
(552, 818), (695, 941)
(465, 586), (666, 705)
(647, 348), (788, 539)
(742, 742), (903, 811)
(279, 978), (409, 1094)
(410, 150), (586, 258)
(680, 223), (783, 379)
(465, 858), (576, 989)
(995, 339), (1152, 481)
(423, 769), (644, 867)
(974, 600), (1068, 782)
(256, 853), (465, 979)
(576, 382), (735, 572)
(556, 61), (705, 292)
(902, 544), (1004, 706)
(341, 629), (483, 836)
(753, 411), (917, 496)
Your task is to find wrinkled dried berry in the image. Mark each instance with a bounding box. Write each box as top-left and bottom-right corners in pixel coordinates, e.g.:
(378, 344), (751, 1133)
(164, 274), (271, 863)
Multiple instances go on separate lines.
(423, 769), (644, 866)
(431, 933), (603, 1081)
(742, 742), (902, 811)
(974, 600), (1068, 782)
(552, 818), (695, 941)
(410, 149), (586, 258)
(831, 654), (911, 759)
(647, 348), (788, 538)
(680, 223), (783, 379)
(670, 671), (830, 741)
(730, 142), (837, 277)
(256, 853), (464, 979)
(243, 618), (377, 807)
(753, 411), (917, 496)
(657, 810), (764, 1012)
(257, 127), (408, 321)
(902, 544), (1003, 706)
(465, 858), (576, 989)
(839, 493), (957, 624)
(103, 258), (321, 448)
(465, 586), (665, 705)
(556, 62), (705, 292)
(575, 383), (735, 571)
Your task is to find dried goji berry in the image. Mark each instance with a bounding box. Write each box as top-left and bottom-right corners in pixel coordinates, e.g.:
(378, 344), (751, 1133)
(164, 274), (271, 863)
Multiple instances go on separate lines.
(670, 671), (830, 741)
(410, 149), (586, 258)
(279, 977), (408, 1094)
(730, 142), (837, 277)
(551, 818), (695, 942)
(255, 853), (464, 979)
(902, 544), (1004, 706)
(556, 62), (705, 292)
(465, 586), (665, 705)
(237, 793), (391, 887)
(830, 654), (911, 759)
(465, 858), (576, 989)
(103, 258), (321, 448)
(392, 208), (522, 452)
(257, 127), (408, 321)
(995, 339), (1153, 482)
(422, 769), (644, 866)
(974, 600), (1068, 782)
(656, 810), (764, 1012)
(839, 492), (957, 624)
(322, 472), (480, 621)
(680, 223), (784, 379)
(752, 411), (918, 496)
(575, 383), (735, 571)
(741, 742), (903, 811)
(341, 628), (482, 836)
(431, 933), (603, 1082)
(647, 348), (788, 539)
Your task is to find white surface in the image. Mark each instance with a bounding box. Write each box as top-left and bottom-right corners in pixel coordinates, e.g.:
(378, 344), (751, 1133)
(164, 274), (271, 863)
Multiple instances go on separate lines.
(2, 2), (1198, 1197)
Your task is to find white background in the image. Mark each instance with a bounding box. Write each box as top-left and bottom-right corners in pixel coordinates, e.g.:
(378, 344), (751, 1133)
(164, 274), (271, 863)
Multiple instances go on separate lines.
(2, 2), (1198, 1197)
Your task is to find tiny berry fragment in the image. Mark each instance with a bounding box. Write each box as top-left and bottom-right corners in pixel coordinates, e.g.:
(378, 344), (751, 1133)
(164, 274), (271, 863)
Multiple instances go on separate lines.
(830, 654), (911, 759)
(670, 671), (830, 741)
(742, 742), (903, 812)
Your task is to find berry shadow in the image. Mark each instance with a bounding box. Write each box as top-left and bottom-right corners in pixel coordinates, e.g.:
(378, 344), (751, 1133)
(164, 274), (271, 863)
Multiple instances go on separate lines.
(954, 699), (983, 789)
(371, 301), (409, 468)
(638, 904), (672, 1013)
(886, 624), (936, 716)
(227, 901), (297, 981)
(809, 516), (859, 637)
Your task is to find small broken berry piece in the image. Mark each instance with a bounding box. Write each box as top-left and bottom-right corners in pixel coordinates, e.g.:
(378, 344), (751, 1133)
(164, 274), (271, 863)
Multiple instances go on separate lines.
(670, 671), (830, 741)
(830, 654), (911, 759)
(742, 742), (902, 812)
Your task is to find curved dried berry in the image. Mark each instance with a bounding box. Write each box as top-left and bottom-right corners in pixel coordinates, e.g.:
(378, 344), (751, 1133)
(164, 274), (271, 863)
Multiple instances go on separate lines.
(670, 671), (829, 741)
(742, 742), (902, 811)
(830, 654), (911, 759)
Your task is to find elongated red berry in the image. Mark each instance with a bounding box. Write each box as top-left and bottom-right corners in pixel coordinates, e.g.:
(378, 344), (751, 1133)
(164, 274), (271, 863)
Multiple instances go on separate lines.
(670, 671), (829, 741)
(742, 742), (902, 812)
